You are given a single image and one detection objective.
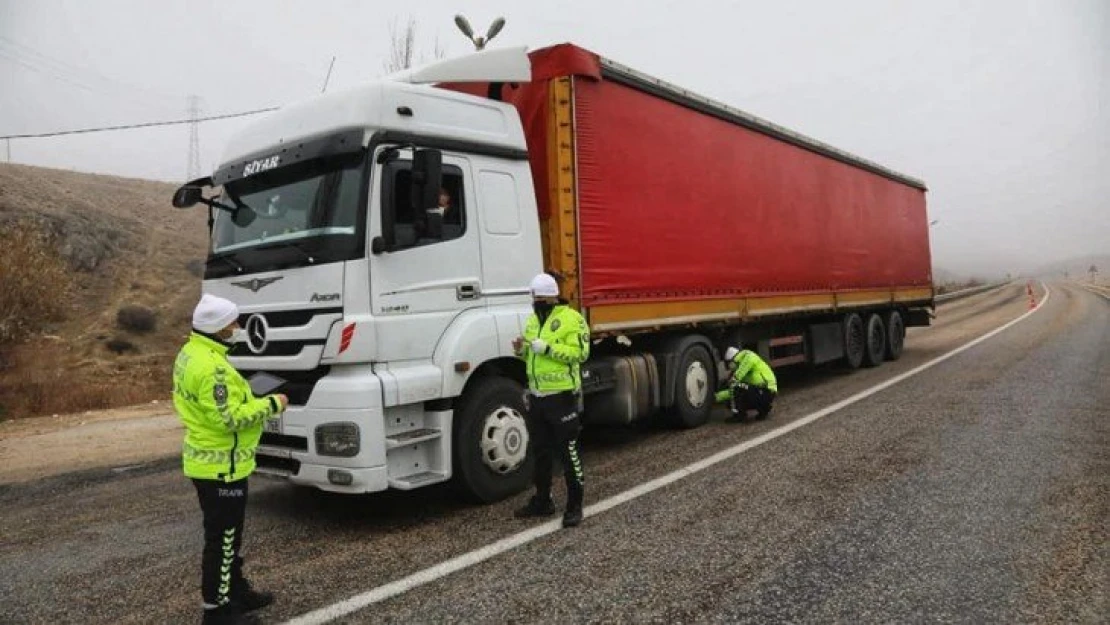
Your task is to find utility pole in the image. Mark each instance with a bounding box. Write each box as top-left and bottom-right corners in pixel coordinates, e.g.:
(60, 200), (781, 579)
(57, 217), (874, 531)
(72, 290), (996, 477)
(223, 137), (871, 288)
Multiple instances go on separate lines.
(5, 138), (10, 163)
(186, 95), (202, 180)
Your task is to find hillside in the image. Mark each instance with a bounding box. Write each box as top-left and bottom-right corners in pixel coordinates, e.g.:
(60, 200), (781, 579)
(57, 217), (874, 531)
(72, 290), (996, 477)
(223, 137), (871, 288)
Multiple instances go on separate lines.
(1032, 254), (1110, 284)
(931, 266), (991, 294)
(0, 163), (208, 418)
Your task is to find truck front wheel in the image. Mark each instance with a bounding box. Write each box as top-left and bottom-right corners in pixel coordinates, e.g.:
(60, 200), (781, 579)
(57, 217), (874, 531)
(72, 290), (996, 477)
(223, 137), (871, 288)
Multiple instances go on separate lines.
(452, 377), (533, 503)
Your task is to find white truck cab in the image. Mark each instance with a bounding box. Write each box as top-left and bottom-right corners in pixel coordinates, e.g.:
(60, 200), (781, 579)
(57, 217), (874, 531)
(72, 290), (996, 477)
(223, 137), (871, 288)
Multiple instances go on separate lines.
(172, 48), (544, 501)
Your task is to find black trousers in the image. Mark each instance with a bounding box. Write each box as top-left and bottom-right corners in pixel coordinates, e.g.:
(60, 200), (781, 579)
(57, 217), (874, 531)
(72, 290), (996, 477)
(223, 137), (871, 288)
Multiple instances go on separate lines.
(192, 478), (248, 607)
(730, 384), (776, 417)
(526, 391), (584, 509)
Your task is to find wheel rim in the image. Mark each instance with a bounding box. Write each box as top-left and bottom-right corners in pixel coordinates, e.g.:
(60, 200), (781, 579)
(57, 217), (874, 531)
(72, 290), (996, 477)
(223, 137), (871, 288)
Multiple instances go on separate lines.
(684, 361), (709, 408)
(479, 405), (529, 474)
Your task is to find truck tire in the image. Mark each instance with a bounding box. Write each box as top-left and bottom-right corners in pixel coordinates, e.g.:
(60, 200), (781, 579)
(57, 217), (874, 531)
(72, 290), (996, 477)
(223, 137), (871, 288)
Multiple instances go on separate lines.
(667, 344), (715, 429)
(452, 376), (533, 503)
(884, 310), (905, 361)
(843, 313), (865, 370)
(863, 313), (886, 368)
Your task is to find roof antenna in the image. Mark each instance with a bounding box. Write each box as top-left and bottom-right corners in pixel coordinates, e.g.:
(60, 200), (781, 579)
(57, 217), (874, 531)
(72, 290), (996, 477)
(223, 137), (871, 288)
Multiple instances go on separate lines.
(321, 56), (336, 93)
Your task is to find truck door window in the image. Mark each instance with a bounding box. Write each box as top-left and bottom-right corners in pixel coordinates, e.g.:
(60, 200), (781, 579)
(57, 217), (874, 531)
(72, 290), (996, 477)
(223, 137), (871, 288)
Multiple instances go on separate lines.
(382, 161), (466, 250)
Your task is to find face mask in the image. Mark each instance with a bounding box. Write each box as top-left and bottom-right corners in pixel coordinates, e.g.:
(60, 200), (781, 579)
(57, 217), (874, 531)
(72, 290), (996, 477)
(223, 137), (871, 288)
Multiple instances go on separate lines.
(229, 328), (247, 343)
(533, 301), (555, 317)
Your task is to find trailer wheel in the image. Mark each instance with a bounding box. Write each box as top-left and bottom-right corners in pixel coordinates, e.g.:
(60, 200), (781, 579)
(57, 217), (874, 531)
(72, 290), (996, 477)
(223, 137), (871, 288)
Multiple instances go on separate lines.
(452, 376), (533, 503)
(667, 344), (715, 429)
(843, 313), (865, 370)
(863, 313), (886, 368)
(884, 310), (905, 361)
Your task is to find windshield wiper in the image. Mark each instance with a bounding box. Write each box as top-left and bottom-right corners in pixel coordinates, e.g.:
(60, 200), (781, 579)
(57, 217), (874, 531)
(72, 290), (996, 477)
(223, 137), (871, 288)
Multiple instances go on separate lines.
(263, 240), (316, 265)
(210, 253), (245, 274)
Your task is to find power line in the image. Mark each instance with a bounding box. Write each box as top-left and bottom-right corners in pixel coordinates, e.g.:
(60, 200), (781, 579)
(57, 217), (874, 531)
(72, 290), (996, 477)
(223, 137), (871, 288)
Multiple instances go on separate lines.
(0, 107), (279, 140)
(0, 35), (181, 103)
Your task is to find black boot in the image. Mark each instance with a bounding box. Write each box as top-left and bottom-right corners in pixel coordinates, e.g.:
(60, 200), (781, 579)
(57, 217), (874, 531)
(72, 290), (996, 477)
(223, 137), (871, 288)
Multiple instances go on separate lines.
(201, 603), (259, 625)
(562, 504), (583, 528)
(514, 496), (558, 519)
(234, 579), (274, 612)
(563, 483), (584, 528)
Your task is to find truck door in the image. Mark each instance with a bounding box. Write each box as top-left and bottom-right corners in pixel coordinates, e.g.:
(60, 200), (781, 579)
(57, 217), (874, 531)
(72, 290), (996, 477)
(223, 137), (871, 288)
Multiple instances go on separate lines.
(369, 151), (483, 361)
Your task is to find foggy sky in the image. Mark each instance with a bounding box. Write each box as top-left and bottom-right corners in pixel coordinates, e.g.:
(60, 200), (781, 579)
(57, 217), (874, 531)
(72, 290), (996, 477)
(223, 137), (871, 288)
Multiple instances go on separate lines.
(1, 0), (1107, 277)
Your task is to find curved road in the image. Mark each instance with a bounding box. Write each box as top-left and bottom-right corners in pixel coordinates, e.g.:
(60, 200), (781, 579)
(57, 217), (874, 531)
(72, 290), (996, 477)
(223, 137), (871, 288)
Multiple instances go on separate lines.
(1, 282), (1105, 624)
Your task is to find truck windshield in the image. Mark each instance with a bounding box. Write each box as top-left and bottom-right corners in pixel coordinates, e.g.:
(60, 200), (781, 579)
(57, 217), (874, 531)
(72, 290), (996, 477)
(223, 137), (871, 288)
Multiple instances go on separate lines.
(213, 152), (364, 254)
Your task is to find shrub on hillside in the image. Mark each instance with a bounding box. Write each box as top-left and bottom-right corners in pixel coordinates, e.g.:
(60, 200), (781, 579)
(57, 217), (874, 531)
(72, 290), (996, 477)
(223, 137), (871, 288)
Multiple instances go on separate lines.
(0, 221), (74, 345)
(36, 211), (130, 272)
(117, 305), (157, 333)
(105, 337), (137, 354)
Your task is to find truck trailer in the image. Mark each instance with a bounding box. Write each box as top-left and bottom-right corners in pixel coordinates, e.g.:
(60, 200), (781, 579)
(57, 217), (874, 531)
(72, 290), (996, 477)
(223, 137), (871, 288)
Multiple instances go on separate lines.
(172, 44), (933, 502)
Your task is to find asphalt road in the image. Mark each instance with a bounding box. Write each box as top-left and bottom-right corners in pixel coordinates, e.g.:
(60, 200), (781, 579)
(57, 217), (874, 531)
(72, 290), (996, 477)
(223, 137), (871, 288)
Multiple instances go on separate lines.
(1, 282), (1105, 624)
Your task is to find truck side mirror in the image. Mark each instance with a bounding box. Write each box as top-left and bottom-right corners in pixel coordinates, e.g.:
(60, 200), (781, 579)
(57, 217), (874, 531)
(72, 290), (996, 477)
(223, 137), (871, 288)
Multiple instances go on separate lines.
(172, 185), (203, 208)
(411, 149), (443, 212)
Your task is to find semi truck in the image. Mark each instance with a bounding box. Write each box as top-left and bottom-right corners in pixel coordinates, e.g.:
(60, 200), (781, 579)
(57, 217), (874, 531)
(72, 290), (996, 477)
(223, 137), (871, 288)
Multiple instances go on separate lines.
(171, 44), (933, 502)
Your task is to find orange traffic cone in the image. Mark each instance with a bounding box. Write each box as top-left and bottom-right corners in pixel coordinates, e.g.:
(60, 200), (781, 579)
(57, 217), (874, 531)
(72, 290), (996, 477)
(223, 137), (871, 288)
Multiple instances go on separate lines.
(1027, 282), (1037, 309)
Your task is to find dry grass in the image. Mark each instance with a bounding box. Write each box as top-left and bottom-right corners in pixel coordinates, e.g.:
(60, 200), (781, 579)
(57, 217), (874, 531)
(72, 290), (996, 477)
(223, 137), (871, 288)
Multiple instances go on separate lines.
(0, 221), (74, 344)
(0, 163), (208, 420)
(0, 353), (155, 417)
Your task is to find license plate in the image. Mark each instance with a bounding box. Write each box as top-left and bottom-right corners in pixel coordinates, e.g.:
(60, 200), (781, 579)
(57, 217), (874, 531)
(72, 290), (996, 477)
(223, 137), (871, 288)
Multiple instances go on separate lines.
(263, 417), (282, 434)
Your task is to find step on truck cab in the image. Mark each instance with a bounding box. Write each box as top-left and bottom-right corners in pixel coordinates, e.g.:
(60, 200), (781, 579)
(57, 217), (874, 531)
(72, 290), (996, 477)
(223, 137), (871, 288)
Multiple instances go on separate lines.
(172, 44), (933, 502)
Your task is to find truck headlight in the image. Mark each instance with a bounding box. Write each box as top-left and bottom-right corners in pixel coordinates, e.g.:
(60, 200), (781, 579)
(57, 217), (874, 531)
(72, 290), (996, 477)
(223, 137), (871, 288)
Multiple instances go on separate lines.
(315, 422), (360, 457)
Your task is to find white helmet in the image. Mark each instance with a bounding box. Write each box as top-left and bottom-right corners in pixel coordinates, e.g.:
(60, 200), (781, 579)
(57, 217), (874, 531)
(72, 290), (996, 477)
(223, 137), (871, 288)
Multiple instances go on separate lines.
(529, 273), (559, 298)
(724, 346), (740, 362)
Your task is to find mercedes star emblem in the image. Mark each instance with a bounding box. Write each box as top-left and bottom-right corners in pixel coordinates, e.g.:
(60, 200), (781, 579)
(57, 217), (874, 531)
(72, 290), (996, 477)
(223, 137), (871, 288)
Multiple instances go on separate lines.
(244, 314), (269, 355)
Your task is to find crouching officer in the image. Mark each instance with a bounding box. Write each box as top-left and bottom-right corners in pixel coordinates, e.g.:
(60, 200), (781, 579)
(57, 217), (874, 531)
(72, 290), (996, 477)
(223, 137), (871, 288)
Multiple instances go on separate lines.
(513, 273), (591, 528)
(173, 294), (288, 624)
(715, 346), (778, 422)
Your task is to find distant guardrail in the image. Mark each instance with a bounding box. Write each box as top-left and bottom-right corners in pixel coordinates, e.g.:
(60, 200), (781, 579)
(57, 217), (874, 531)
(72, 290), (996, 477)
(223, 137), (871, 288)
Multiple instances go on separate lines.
(934, 280), (1013, 304)
(1073, 282), (1110, 300)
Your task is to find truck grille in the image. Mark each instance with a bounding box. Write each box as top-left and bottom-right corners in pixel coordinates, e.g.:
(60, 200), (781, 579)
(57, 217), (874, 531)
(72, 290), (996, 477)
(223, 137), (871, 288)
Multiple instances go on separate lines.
(229, 340), (322, 357)
(239, 366), (331, 406)
(236, 307), (342, 328)
(256, 455), (301, 474)
(261, 432), (309, 451)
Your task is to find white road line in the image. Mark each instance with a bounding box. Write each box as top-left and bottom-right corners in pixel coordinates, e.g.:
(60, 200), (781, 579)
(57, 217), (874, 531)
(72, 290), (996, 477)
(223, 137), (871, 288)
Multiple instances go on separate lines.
(283, 283), (1052, 625)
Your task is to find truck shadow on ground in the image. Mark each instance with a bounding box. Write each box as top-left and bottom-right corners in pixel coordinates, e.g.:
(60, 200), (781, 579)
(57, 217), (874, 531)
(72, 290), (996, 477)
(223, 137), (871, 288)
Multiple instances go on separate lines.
(248, 479), (468, 531)
(245, 360), (865, 530)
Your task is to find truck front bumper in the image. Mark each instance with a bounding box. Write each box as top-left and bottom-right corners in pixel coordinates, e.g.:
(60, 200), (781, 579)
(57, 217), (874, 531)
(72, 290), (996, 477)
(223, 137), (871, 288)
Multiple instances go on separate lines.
(254, 366), (389, 494)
